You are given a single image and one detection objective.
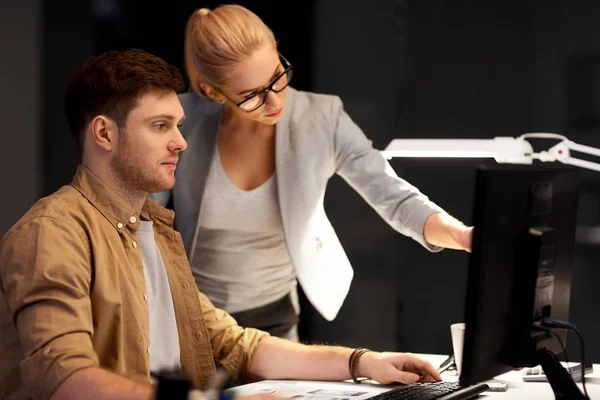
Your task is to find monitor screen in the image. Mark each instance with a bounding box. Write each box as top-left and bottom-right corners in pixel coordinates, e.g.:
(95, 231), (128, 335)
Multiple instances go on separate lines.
(459, 165), (580, 386)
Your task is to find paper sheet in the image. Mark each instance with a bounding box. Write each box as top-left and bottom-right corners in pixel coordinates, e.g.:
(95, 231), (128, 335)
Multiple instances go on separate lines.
(228, 380), (395, 400)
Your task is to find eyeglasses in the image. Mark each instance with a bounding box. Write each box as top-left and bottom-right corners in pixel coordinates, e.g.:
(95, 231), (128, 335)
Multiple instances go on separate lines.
(222, 55), (293, 112)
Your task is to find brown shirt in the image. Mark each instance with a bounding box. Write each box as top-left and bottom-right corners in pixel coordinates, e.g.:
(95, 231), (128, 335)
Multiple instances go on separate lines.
(0, 165), (268, 400)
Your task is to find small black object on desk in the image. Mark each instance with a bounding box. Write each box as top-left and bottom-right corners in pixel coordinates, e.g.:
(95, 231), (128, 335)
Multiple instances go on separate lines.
(154, 369), (192, 400)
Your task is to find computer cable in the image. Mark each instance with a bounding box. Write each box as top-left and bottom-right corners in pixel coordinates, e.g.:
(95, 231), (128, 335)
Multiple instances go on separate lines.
(437, 354), (456, 374)
(571, 327), (590, 400)
(537, 325), (570, 368)
(540, 318), (590, 400)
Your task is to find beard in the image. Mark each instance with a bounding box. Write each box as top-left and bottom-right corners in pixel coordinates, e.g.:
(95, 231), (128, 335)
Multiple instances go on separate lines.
(110, 129), (174, 195)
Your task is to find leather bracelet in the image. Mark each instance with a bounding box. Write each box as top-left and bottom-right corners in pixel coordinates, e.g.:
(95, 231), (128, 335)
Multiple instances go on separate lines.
(349, 348), (371, 383)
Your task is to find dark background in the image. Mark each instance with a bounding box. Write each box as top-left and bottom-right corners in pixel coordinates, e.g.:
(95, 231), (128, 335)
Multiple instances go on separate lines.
(2, 0), (599, 361)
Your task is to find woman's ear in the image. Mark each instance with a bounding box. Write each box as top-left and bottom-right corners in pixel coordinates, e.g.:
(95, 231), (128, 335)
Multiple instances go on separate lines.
(200, 82), (226, 104)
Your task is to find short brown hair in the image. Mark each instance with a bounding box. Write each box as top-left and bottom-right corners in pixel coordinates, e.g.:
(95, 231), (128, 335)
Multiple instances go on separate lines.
(65, 49), (185, 150)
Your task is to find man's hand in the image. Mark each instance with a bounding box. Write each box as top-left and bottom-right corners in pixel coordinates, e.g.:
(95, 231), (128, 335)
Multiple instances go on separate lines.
(357, 352), (442, 384)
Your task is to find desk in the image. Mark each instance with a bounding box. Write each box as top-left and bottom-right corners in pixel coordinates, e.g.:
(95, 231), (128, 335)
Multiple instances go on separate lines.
(232, 354), (600, 400)
(419, 354), (600, 399)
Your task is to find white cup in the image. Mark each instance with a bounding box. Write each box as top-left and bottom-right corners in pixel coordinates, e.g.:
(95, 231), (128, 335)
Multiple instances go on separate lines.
(450, 322), (466, 375)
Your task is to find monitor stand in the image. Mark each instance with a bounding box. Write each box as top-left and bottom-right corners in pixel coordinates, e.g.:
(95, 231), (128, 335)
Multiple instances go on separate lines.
(534, 347), (587, 399)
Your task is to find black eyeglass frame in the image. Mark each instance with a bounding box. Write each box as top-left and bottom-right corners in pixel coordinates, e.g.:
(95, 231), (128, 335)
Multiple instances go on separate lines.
(221, 54), (293, 112)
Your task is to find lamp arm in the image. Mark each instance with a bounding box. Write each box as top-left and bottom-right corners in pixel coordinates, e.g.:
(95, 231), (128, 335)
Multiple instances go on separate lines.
(530, 136), (600, 172)
(568, 141), (600, 157)
(558, 157), (600, 172)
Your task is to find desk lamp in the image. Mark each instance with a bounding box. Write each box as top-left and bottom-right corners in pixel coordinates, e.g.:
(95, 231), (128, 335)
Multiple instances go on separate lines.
(382, 132), (600, 172)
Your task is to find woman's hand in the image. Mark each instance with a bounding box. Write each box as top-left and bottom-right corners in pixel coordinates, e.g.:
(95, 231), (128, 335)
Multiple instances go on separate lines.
(454, 226), (473, 253)
(424, 212), (473, 252)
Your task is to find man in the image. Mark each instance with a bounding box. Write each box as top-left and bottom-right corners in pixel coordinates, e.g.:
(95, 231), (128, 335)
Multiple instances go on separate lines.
(0, 49), (441, 400)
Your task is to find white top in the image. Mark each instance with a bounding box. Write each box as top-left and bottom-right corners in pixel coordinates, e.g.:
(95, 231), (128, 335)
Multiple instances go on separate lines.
(138, 220), (181, 374)
(192, 150), (296, 314)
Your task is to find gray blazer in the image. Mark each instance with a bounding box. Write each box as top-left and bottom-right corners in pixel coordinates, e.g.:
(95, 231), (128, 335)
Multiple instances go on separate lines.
(152, 87), (444, 320)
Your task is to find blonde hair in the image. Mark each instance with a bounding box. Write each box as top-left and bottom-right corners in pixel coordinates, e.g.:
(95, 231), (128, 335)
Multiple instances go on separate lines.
(185, 4), (277, 98)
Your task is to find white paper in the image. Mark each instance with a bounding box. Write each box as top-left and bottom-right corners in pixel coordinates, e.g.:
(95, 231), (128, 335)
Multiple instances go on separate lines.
(228, 380), (394, 400)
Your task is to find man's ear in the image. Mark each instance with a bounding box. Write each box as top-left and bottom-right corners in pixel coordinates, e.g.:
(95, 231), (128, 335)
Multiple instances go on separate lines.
(200, 82), (226, 104)
(89, 116), (118, 152)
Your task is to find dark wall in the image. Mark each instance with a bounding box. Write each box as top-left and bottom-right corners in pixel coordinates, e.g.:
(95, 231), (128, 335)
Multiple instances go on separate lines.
(0, 1), (41, 235)
(41, 0), (94, 195)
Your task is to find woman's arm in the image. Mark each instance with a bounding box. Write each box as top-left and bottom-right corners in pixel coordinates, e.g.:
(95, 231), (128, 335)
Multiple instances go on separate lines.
(329, 96), (449, 251)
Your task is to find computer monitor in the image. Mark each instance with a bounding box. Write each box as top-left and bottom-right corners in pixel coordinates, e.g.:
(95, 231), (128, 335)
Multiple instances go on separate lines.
(459, 165), (584, 397)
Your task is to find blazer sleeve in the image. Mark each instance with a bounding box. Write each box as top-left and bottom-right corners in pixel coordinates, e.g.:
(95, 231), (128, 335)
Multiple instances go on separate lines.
(330, 96), (444, 251)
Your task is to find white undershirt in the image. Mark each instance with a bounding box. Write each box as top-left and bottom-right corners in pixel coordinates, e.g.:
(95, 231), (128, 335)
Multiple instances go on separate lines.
(138, 220), (181, 374)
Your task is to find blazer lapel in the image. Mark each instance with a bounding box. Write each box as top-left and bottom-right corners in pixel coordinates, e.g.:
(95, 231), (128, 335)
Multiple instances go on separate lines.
(275, 89), (303, 265)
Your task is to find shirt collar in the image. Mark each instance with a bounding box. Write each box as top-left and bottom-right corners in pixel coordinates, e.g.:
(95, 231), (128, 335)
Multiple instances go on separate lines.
(70, 164), (175, 232)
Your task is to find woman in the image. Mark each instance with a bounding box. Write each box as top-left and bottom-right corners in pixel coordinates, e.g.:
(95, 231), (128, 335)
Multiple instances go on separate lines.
(152, 4), (472, 341)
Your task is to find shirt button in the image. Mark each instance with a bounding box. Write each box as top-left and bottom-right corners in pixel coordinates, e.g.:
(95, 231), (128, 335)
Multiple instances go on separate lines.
(182, 281), (190, 289)
(129, 216), (137, 223)
(143, 293), (147, 301)
(147, 347), (150, 355)
(117, 222), (124, 229)
(132, 241), (138, 249)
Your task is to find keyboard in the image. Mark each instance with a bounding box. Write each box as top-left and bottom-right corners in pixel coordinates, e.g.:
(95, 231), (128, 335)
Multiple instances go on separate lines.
(367, 381), (489, 400)
(523, 362), (593, 382)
